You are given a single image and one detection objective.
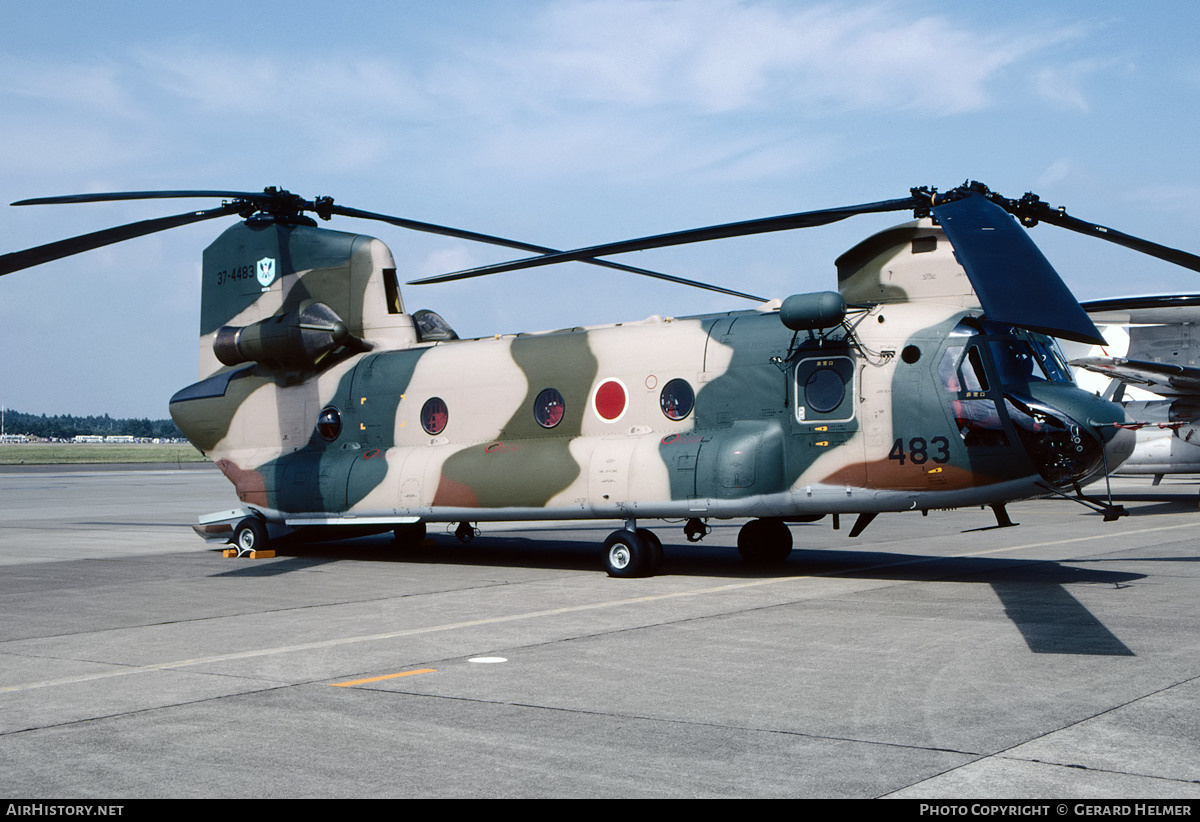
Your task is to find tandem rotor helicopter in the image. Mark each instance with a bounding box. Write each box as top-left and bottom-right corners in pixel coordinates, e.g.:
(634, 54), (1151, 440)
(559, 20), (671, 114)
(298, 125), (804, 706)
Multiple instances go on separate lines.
(6, 180), (1199, 576)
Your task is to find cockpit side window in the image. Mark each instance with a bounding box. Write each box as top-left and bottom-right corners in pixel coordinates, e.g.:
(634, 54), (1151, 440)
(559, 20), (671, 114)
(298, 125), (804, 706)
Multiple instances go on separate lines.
(938, 346), (962, 392)
(964, 346), (990, 393)
(939, 335), (1008, 448)
(937, 345), (989, 396)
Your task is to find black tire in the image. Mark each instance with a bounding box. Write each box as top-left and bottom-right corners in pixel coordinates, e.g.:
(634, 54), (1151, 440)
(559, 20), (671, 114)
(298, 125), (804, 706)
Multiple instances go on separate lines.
(603, 529), (653, 578)
(737, 518), (792, 566)
(232, 517), (268, 555)
(636, 528), (664, 575)
(393, 522), (427, 548)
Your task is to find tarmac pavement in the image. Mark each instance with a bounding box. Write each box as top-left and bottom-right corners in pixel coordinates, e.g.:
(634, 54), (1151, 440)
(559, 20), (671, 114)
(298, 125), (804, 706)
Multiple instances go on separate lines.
(0, 464), (1197, 798)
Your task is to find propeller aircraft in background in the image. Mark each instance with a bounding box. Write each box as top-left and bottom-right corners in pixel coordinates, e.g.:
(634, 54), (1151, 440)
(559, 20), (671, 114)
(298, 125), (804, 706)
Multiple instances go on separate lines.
(8, 180), (1192, 576)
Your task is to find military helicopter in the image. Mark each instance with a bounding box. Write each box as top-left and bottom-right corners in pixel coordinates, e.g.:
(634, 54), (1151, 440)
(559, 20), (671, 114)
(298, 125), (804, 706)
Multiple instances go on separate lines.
(5, 180), (1182, 577)
(1068, 294), (1200, 483)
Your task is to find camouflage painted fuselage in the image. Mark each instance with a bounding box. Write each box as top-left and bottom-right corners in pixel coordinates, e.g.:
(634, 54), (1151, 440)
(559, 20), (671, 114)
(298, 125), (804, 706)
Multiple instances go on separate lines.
(170, 219), (1131, 532)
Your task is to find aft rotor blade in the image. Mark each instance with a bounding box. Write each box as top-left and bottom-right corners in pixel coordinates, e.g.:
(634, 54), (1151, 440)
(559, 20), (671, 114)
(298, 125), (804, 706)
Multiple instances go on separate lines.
(336, 204), (768, 301)
(932, 194), (1106, 345)
(0, 203), (242, 276)
(332, 203), (581, 253)
(410, 195), (924, 286)
(13, 190), (272, 206)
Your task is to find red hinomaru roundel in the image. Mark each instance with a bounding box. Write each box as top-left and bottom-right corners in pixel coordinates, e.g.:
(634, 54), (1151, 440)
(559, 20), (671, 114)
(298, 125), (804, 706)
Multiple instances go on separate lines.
(592, 379), (627, 422)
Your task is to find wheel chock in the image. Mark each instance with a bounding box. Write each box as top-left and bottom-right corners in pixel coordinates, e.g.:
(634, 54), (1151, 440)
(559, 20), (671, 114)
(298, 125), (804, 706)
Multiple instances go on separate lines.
(222, 548), (276, 559)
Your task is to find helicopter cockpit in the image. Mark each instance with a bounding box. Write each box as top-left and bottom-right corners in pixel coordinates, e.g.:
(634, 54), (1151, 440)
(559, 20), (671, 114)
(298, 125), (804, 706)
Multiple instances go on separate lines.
(939, 319), (1118, 488)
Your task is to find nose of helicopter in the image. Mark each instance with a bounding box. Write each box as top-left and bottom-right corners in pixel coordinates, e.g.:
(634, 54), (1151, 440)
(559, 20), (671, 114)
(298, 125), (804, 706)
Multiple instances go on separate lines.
(1007, 384), (1134, 488)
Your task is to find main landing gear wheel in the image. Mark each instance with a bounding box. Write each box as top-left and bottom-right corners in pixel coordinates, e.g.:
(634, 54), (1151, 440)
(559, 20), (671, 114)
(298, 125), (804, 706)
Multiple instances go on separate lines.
(393, 522), (427, 549)
(602, 529), (663, 578)
(636, 528), (664, 576)
(737, 518), (793, 566)
(232, 517), (268, 557)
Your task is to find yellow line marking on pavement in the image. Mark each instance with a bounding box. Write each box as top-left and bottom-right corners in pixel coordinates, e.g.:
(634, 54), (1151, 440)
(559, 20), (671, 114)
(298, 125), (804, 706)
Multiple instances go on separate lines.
(330, 668), (436, 687)
(3, 519), (1193, 695)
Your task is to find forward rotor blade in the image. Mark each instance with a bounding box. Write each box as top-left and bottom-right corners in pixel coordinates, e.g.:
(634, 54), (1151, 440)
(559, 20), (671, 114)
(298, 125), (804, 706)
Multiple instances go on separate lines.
(932, 194), (1105, 345)
(410, 195), (924, 286)
(0, 203), (242, 276)
(336, 204), (768, 301)
(1022, 203), (1200, 273)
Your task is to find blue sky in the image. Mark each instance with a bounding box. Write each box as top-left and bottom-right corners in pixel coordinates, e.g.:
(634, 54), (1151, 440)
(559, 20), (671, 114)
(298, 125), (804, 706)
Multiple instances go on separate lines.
(2, 0), (1198, 418)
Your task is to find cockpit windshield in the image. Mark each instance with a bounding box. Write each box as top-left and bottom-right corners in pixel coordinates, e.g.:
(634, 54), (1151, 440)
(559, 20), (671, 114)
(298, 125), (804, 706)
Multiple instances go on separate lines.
(987, 327), (1073, 386)
(938, 319), (1076, 451)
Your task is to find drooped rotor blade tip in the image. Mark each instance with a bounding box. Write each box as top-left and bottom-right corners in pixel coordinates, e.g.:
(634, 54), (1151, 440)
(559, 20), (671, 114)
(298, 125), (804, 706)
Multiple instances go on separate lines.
(932, 193), (1106, 345)
(0, 203), (243, 276)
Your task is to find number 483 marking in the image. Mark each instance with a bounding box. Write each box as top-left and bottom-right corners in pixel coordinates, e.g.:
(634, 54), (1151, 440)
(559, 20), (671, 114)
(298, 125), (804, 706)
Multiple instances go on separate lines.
(889, 436), (950, 465)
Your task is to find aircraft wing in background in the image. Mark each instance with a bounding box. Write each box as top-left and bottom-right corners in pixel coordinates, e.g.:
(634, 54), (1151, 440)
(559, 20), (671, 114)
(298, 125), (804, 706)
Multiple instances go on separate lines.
(1071, 355), (1200, 397)
(1073, 296), (1200, 480)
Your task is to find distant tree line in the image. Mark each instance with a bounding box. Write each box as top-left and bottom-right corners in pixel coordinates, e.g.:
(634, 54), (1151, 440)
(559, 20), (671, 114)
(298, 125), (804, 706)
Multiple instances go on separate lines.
(2, 410), (183, 441)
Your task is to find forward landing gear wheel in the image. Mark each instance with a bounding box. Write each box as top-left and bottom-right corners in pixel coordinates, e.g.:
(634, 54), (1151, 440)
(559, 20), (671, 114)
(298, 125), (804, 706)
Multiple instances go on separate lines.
(737, 518), (792, 566)
(232, 517), (268, 557)
(603, 529), (659, 578)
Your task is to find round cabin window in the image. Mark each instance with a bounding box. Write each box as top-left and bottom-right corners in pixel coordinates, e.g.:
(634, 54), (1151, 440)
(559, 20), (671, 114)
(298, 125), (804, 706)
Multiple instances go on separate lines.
(659, 378), (695, 421)
(533, 388), (566, 428)
(804, 368), (845, 414)
(316, 406), (342, 441)
(421, 397), (448, 435)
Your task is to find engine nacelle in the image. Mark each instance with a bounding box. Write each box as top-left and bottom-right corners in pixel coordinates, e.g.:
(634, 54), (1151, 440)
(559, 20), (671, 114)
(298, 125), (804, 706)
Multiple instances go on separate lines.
(213, 300), (360, 370)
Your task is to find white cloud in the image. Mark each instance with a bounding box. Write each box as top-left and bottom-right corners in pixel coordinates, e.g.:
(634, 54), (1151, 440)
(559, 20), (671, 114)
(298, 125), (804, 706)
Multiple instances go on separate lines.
(134, 50), (429, 120)
(1037, 158), (1076, 189)
(1035, 58), (1130, 113)
(397, 0), (1098, 185)
(0, 58), (143, 119)
(473, 0), (1086, 116)
(0, 117), (155, 176)
(0, 2), (1098, 190)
